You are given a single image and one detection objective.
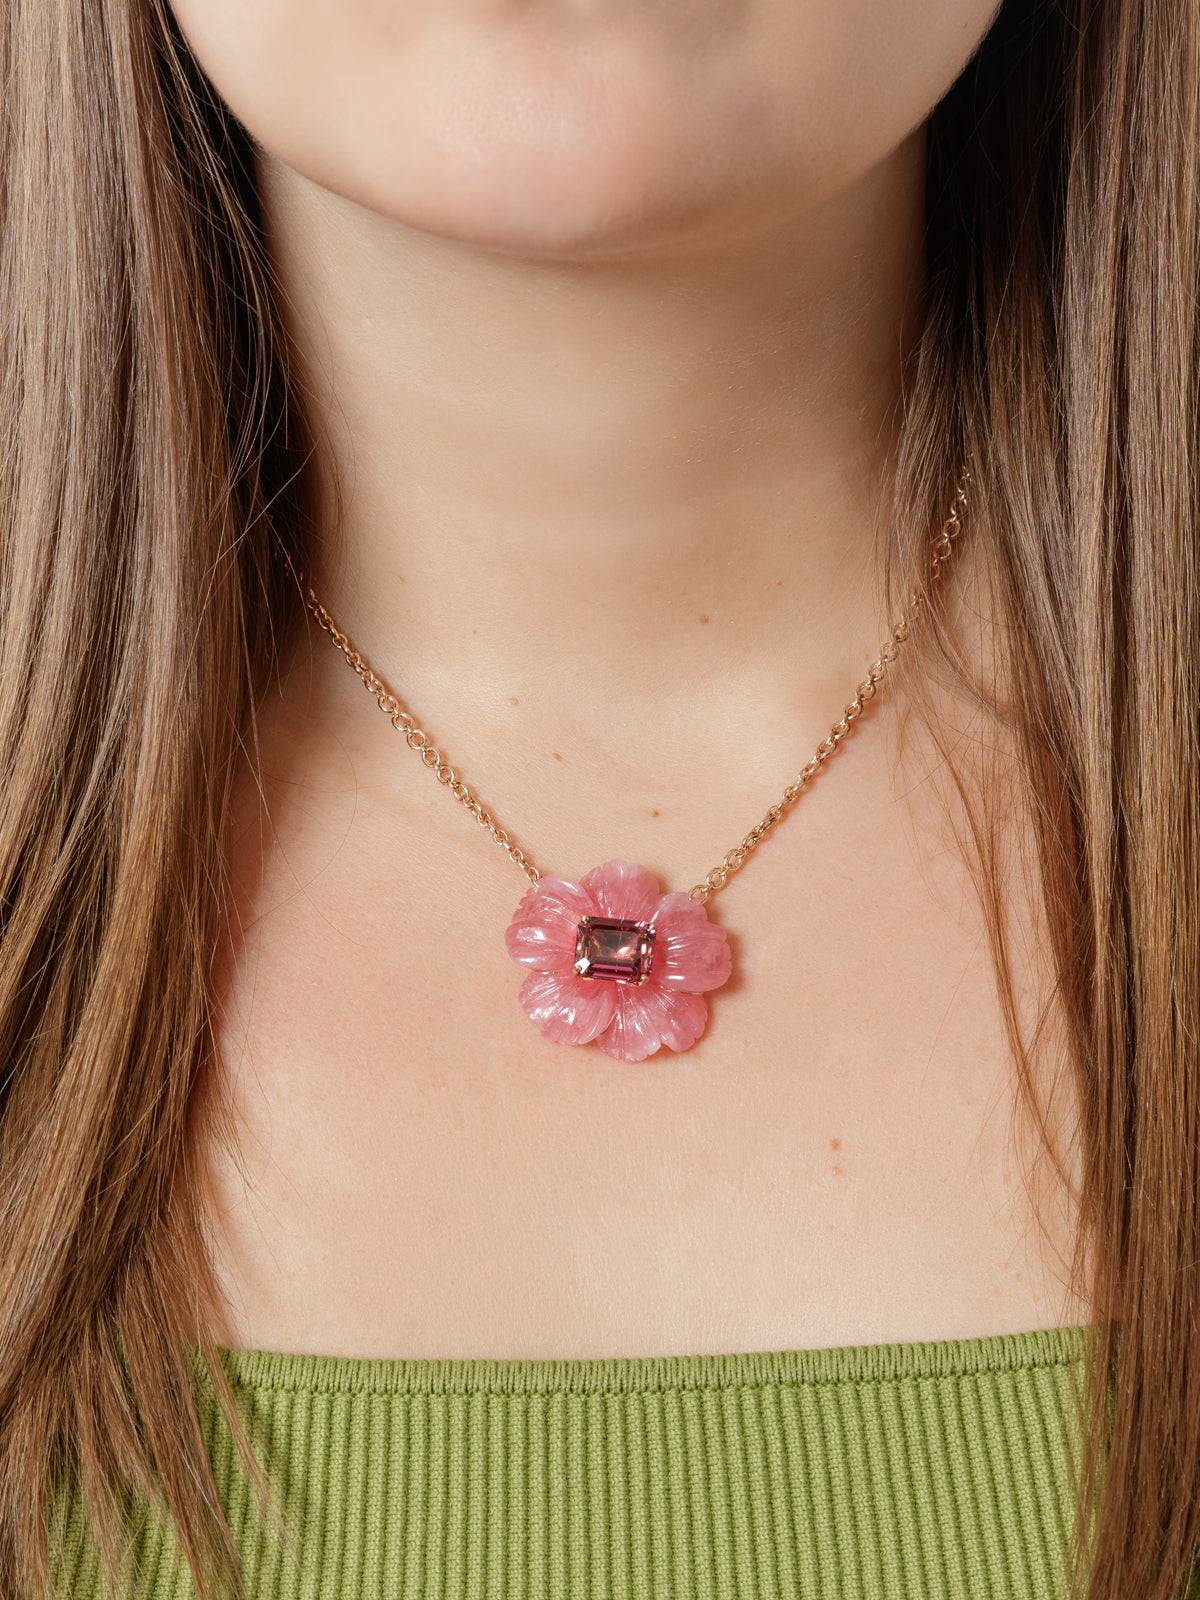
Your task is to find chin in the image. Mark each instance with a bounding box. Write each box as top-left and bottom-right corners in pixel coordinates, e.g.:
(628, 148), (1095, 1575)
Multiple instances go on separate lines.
(306, 137), (731, 261)
(183, 4), (798, 260)
(259, 52), (758, 260)
(177, 0), (990, 261)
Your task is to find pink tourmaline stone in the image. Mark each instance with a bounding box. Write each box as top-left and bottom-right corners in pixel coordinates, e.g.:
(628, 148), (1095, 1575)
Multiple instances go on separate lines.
(573, 917), (656, 985)
(505, 859), (732, 1061)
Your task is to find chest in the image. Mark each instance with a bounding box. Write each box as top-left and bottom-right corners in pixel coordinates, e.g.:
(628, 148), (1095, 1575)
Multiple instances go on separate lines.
(199, 716), (1085, 1362)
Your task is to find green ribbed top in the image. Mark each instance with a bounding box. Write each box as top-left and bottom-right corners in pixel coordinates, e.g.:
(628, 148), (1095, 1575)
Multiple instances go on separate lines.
(55, 1327), (1088, 1599)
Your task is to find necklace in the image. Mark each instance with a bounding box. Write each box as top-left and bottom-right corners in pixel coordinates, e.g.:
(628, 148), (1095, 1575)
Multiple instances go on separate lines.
(305, 471), (969, 1063)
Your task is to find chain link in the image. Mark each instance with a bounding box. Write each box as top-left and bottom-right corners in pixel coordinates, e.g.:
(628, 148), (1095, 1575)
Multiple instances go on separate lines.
(305, 467), (969, 902)
(304, 595), (543, 884)
(686, 466), (971, 901)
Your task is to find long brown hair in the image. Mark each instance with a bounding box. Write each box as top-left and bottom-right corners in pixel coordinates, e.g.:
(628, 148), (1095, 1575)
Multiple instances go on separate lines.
(1, 0), (1197, 1596)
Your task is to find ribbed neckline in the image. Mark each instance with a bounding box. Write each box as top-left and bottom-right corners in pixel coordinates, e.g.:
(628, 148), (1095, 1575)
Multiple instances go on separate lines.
(217, 1323), (1090, 1398)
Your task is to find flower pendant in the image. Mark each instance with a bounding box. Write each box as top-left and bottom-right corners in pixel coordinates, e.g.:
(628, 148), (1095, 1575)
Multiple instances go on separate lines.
(504, 859), (732, 1062)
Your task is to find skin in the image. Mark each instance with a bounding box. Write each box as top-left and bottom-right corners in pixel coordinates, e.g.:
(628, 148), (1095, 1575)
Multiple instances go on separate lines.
(179, 0), (1090, 1360)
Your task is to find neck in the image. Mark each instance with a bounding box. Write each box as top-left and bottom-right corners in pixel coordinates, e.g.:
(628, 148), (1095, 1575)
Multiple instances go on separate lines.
(261, 133), (926, 763)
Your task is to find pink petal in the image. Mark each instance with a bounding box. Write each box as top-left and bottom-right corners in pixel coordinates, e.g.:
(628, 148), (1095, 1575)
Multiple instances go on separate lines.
(580, 859), (662, 923)
(649, 893), (732, 993)
(596, 984), (709, 1063)
(505, 875), (596, 974)
(518, 970), (616, 1046)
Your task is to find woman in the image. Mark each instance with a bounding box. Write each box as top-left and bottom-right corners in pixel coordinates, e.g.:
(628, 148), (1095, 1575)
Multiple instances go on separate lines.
(1, 0), (1196, 1595)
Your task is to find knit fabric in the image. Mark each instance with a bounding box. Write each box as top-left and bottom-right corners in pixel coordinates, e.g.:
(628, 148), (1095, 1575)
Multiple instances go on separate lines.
(55, 1327), (1088, 1598)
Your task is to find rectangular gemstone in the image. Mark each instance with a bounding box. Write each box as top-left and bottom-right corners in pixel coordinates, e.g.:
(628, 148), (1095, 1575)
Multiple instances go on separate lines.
(573, 917), (657, 985)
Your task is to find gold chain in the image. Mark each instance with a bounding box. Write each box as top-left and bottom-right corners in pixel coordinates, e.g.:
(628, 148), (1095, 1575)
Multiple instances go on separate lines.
(304, 596), (544, 884)
(305, 467), (970, 903)
(686, 469), (970, 901)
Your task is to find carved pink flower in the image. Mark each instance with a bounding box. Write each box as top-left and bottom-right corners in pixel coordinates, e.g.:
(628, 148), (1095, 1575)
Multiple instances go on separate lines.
(504, 859), (732, 1063)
